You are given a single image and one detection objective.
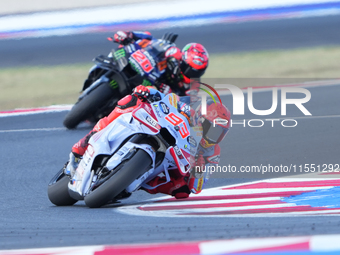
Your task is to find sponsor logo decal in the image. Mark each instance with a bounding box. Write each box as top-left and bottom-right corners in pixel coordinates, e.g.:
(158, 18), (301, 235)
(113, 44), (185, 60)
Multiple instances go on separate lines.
(174, 145), (184, 159)
(197, 177), (204, 192)
(146, 115), (158, 127)
(160, 102), (169, 114)
(153, 104), (163, 118)
(168, 93), (178, 108)
(187, 136), (197, 148)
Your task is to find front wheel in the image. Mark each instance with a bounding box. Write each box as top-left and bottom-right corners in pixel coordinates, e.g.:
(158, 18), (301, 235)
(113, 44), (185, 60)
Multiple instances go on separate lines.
(84, 150), (152, 208)
(48, 168), (77, 206)
(63, 83), (116, 129)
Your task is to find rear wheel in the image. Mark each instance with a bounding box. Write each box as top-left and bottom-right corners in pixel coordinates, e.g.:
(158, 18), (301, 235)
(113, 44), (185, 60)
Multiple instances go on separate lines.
(48, 168), (77, 206)
(84, 149), (152, 208)
(63, 83), (116, 129)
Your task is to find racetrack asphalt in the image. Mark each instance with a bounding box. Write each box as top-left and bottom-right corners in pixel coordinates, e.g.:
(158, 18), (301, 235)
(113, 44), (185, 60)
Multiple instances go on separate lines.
(1, 15), (340, 67)
(0, 83), (339, 249)
(0, 16), (340, 250)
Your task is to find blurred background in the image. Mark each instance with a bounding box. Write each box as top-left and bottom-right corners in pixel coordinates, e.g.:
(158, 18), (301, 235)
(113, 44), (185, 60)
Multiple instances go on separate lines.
(1, 2), (340, 252)
(0, 0), (339, 110)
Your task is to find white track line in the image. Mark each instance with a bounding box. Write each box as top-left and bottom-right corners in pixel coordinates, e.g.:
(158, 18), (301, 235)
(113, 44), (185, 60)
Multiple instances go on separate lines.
(0, 128), (65, 133)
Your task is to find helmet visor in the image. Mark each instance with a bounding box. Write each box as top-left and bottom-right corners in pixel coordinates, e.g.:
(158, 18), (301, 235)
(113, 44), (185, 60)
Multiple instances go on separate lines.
(202, 118), (229, 144)
(180, 61), (206, 78)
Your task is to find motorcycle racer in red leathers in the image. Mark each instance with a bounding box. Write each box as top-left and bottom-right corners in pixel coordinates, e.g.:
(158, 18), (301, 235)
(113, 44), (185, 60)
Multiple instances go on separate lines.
(65, 85), (231, 199)
(111, 31), (209, 96)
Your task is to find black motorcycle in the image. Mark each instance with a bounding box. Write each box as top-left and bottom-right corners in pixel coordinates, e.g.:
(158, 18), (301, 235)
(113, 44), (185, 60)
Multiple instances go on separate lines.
(63, 33), (179, 129)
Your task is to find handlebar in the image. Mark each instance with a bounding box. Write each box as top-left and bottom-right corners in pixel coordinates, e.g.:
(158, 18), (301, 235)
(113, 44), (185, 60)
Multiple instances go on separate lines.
(94, 55), (115, 67)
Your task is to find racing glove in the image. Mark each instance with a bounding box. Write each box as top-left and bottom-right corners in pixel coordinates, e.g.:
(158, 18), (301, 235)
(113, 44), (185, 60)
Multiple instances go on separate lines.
(165, 46), (182, 61)
(158, 83), (172, 95)
(189, 152), (206, 180)
(195, 153), (205, 171)
(113, 31), (133, 45)
(132, 85), (151, 101)
(167, 57), (181, 80)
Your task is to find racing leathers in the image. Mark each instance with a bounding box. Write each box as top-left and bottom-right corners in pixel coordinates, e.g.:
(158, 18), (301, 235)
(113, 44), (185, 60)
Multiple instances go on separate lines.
(68, 86), (220, 199)
(112, 31), (191, 96)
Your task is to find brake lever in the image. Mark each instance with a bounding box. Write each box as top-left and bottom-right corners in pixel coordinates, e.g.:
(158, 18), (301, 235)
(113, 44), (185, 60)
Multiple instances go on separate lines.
(145, 96), (155, 104)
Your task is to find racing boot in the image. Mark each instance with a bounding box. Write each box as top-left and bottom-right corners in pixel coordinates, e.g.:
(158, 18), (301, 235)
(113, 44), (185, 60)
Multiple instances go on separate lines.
(64, 152), (81, 177)
(64, 128), (98, 177)
(71, 130), (98, 157)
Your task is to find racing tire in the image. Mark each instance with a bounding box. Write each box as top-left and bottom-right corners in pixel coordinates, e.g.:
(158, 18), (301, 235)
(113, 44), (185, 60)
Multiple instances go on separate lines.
(84, 150), (152, 208)
(63, 83), (115, 129)
(48, 168), (77, 206)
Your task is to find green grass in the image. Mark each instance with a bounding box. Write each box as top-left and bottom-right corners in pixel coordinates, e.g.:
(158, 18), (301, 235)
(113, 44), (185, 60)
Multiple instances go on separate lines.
(0, 64), (92, 110)
(0, 46), (339, 111)
(205, 46), (340, 78)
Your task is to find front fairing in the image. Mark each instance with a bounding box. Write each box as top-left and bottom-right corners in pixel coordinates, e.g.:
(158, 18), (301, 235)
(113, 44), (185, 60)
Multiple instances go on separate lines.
(69, 94), (202, 197)
(142, 94), (202, 185)
(68, 113), (158, 197)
